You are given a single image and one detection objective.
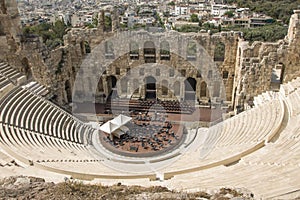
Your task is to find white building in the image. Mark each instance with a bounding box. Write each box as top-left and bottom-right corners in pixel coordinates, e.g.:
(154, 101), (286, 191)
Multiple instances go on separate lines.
(211, 4), (236, 17)
(175, 6), (188, 16)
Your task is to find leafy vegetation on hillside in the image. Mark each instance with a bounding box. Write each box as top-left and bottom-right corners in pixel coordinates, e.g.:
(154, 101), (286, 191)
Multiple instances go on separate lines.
(224, 0), (300, 24)
(176, 23), (288, 43)
(22, 20), (67, 49)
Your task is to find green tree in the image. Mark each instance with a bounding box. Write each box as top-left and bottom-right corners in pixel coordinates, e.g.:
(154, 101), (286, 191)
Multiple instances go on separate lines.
(168, 1), (175, 6)
(22, 19), (67, 50)
(53, 19), (66, 40)
(190, 14), (199, 23)
(224, 11), (234, 18)
(224, 0), (300, 24)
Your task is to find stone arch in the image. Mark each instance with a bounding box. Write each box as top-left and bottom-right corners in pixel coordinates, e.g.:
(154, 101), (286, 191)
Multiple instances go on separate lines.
(88, 78), (93, 91)
(184, 77), (196, 100)
(144, 41), (156, 63)
(145, 76), (156, 99)
(278, 63), (285, 83)
(271, 63), (285, 89)
(208, 70), (213, 79)
(200, 81), (208, 97)
(0, 1), (7, 14)
(161, 80), (168, 95)
(104, 11), (112, 31)
(223, 70), (229, 79)
(121, 77), (128, 94)
(80, 41), (85, 55)
(237, 47), (242, 69)
(130, 41), (139, 60)
(105, 41), (114, 59)
(197, 71), (202, 78)
(97, 77), (104, 92)
(65, 80), (72, 103)
(156, 68), (160, 76)
(133, 78), (140, 94)
(214, 42), (225, 62)
(84, 41), (91, 54)
(107, 75), (118, 99)
(213, 81), (220, 97)
(186, 41), (197, 61)
(0, 22), (5, 36)
(21, 57), (32, 79)
(174, 81), (180, 96)
(160, 40), (170, 60)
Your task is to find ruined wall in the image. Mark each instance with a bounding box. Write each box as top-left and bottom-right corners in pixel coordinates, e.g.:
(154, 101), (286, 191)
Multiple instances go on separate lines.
(0, 0), (21, 62)
(285, 10), (300, 81)
(1, 0), (300, 112)
(233, 10), (300, 110)
(69, 30), (239, 105)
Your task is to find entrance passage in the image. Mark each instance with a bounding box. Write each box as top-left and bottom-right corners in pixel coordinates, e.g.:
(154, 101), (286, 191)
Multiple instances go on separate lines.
(107, 75), (118, 100)
(184, 77), (196, 101)
(145, 76), (156, 99)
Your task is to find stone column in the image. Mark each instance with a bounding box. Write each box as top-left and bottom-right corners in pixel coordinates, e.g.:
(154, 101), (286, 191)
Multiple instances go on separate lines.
(98, 10), (105, 31)
(111, 10), (119, 33)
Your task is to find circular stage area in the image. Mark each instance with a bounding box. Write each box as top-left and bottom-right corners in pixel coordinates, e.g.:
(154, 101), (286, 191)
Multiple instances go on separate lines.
(99, 111), (185, 157)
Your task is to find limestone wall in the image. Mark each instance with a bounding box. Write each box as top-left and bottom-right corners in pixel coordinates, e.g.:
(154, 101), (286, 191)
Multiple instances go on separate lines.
(1, 0), (300, 113)
(0, 0), (21, 62)
(69, 30), (239, 105)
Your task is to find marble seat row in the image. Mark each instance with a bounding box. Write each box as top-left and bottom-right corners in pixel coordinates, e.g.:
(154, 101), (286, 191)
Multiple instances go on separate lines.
(164, 79), (300, 199)
(0, 123), (96, 163)
(161, 98), (284, 174)
(0, 85), (93, 144)
(0, 62), (24, 83)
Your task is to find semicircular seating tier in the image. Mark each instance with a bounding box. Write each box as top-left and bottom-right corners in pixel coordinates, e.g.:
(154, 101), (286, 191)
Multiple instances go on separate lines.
(2, 61), (300, 199)
(164, 77), (300, 199)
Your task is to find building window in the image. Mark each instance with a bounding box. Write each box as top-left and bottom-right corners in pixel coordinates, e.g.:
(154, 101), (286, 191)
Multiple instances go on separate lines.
(197, 71), (202, 78)
(223, 71), (229, 79)
(214, 42), (225, 62)
(181, 69), (186, 77)
(139, 68), (144, 76)
(160, 41), (170, 60)
(169, 69), (174, 77)
(105, 41), (114, 59)
(208, 70), (212, 79)
(130, 42), (139, 60)
(187, 41), (197, 61)
(116, 67), (120, 75)
(156, 69), (160, 76)
(162, 80), (168, 95)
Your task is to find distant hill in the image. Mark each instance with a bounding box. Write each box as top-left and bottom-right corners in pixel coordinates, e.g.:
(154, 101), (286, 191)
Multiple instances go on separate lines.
(224, 0), (300, 24)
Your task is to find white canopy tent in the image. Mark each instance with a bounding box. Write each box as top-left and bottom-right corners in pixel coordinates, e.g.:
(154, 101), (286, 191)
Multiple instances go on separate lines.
(99, 114), (132, 139)
(110, 114), (132, 126)
(99, 121), (120, 134)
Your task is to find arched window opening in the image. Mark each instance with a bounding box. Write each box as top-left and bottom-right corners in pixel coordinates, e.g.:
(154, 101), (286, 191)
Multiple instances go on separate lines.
(174, 81), (180, 96)
(184, 77), (196, 100)
(200, 81), (207, 97)
(144, 41), (156, 63)
(105, 41), (114, 59)
(214, 42), (225, 62)
(130, 42), (139, 60)
(223, 71), (229, 79)
(162, 80), (168, 95)
(121, 78), (128, 94)
(85, 41), (91, 53)
(187, 41), (197, 61)
(145, 76), (156, 99)
(65, 80), (72, 103)
(160, 41), (170, 60)
(213, 81), (220, 97)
